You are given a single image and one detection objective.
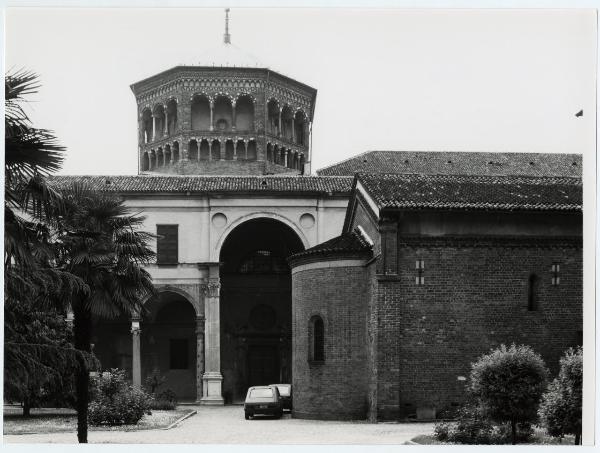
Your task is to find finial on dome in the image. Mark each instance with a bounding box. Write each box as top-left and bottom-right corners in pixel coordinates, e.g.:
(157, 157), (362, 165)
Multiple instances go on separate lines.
(224, 8), (231, 44)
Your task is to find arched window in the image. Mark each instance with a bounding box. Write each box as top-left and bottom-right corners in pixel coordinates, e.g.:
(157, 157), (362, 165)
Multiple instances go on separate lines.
(309, 316), (325, 362)
(528, 274), (539, 311)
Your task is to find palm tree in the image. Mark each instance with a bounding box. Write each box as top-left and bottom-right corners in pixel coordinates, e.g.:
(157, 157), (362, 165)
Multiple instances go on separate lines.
(4, 70), (88, 415)
(57, 182), (156, 443)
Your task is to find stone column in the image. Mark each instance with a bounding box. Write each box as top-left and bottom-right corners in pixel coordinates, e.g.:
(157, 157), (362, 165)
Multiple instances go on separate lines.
(131, 319), (142, 388)
(291, 117), (296, 143)
(201, 271), (224, 405)
(232, 101), (237, 132)
(163, 108), (169, 137)
(152, 115), (157, 141)
(209, 101), (214, 131)
(219, 140), (225, 160)
(195, 316), (205, 403)
(244, 141), (248, 160)
(284, 150), (288, 168)
(278, 109), (282, 137)
(233, 141), (237, 160)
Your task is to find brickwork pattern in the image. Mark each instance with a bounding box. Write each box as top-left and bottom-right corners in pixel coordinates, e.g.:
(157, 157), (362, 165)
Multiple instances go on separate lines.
(292, 263), (370, 420)
(375, 241), (583, 420)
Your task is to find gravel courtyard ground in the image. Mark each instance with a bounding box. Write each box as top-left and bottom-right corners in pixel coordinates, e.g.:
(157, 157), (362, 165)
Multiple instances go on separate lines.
(4, 405), (434, 444)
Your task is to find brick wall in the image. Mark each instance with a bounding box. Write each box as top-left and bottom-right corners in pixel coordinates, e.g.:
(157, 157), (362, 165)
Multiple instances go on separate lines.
(375, 239), (583, 420)
(292, 261), (370, 420)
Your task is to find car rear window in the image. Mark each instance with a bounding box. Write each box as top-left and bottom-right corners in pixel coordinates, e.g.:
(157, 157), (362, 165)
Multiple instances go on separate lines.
(249, 388), (273, 398)
(277, 386), (290, 396)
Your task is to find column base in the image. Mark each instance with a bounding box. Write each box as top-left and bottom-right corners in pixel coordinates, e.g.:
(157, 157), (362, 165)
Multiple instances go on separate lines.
(200, 372), (224, 405)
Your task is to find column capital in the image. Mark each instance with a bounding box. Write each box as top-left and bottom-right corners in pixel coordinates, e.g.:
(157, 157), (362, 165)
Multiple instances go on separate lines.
(202, 278), (221, 298)
(131, 319), (142, 335)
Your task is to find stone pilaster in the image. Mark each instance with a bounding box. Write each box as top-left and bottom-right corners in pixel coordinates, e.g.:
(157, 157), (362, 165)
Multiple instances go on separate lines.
(201, 272), (224, 405)
(195, 316), (205, 403)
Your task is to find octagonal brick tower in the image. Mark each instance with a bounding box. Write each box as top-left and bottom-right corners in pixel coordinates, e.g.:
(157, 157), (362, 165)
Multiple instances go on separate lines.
(131, 20), (317, 176)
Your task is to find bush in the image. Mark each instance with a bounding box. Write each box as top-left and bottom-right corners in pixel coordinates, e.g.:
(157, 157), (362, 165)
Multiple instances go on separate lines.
(433, 406), (534, 444)
(150, 389), (178, 410)
(492, 422), (534, 444)
(88, 369), (152, 426)
(444, 406), (494, 444)
(144, 368), (177, 411)
(538, 347), (582, 444)
(433, 422), (450, 442)
(469, 344), (549, 444)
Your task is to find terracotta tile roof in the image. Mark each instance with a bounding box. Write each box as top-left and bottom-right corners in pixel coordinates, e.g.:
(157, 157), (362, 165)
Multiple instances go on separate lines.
(289, 228), (373, 263)
(358, 173), (582, 212)
(317, 151), (582, 178)
(48, 175), (353, 195)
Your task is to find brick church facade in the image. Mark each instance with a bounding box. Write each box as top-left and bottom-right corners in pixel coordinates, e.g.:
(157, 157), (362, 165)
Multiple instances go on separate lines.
(53, 27), (583, 421)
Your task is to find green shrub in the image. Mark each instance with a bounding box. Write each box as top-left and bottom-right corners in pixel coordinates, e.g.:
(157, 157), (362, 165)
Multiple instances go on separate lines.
(433, 422), (450, 442)
(88, 369), (152, 426)
(150, 389), (178, 410)
(433, 406), (534, 444)
(492, 422), (534, 444)
(145, 368), (166, 395)
(446, 406), (494, 444)
(144, 368), (178, 411)
(538, 347), (582, 444)
(469, 344), (549, 444)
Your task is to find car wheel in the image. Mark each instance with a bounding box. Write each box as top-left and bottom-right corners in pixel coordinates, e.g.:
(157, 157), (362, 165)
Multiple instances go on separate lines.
(276, 410), (283, 419)
(245, 413), (250, 420)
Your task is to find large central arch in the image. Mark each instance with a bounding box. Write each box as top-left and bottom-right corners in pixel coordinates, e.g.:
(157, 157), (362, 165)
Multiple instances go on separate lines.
(219, 218), (304, 403)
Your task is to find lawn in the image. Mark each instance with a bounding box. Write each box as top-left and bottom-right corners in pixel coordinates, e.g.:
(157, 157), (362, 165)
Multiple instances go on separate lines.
(3, 406), (194, 435)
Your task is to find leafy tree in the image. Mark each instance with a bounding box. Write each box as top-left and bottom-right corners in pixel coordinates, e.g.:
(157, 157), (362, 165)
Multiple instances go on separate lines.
(4, 298), (79, 415)
(4, 70), (89, 415)
(57, 182), (156, 443)
(469, 344), (549, 444)
(538, 347), (583, 444)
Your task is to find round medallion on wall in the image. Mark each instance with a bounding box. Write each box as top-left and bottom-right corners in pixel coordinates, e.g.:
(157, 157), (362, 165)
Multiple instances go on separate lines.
(211, 213), (228, 228)
(299, 213), (315, 229)
(249, 304), (277, 331)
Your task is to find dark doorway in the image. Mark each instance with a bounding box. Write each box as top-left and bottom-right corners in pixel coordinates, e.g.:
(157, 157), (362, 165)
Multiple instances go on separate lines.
(219, 218), (304, 403)
(247, 345), (279, 387)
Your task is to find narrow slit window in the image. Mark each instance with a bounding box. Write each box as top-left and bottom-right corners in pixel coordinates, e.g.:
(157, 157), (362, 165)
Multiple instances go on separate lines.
(551, 263), (560, 286)
(310, 316), (325, 362)
(528, 274), (539, 311)
(416, 260), (425, 285)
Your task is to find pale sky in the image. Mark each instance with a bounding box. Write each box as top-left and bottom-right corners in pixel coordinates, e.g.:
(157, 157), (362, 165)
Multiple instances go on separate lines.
(5, 7), (597, 175)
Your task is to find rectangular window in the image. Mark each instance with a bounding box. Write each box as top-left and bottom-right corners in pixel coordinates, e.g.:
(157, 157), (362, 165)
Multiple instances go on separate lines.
(157, 225), (178, 265)
(169, 338), (188, 370)
(415, 260), (425, 285)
